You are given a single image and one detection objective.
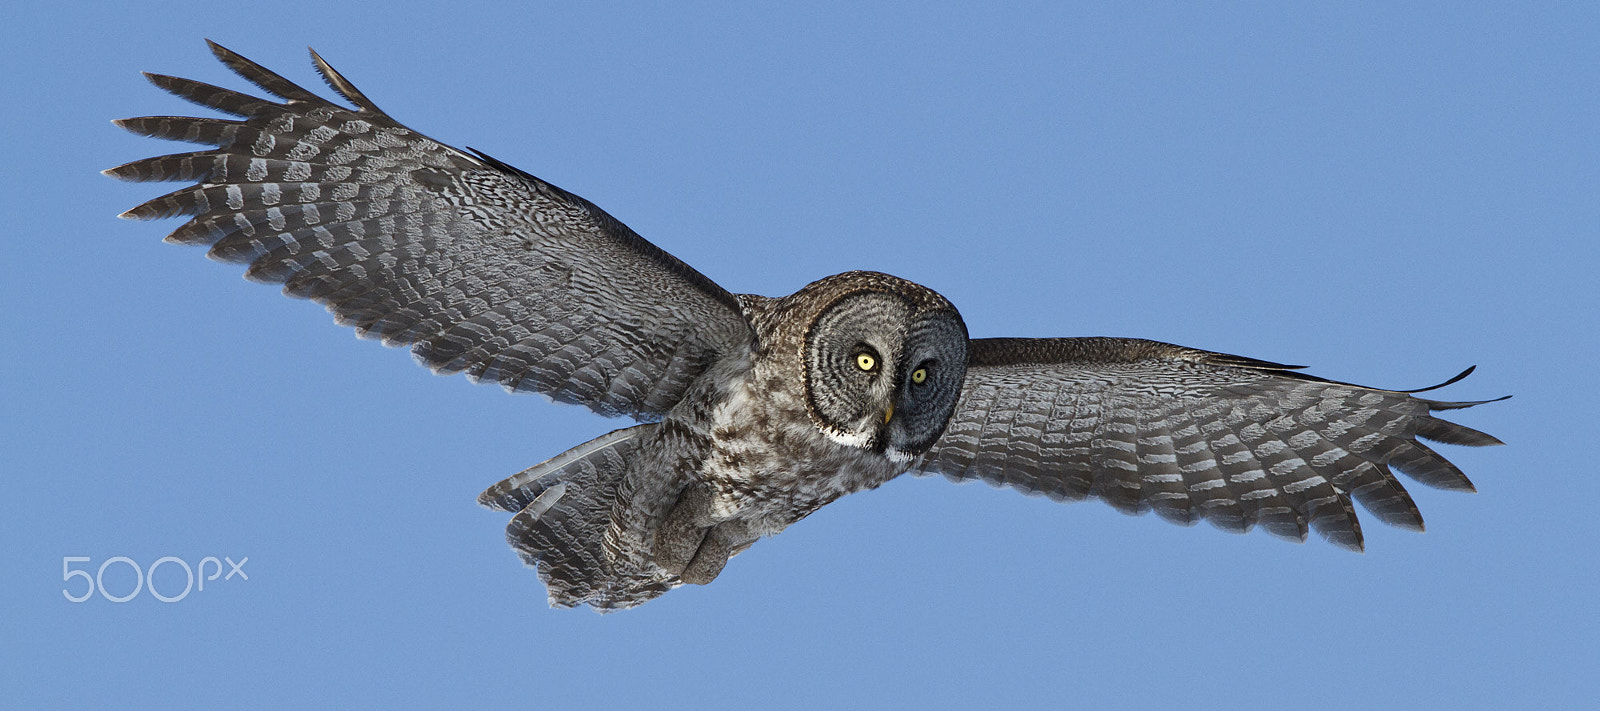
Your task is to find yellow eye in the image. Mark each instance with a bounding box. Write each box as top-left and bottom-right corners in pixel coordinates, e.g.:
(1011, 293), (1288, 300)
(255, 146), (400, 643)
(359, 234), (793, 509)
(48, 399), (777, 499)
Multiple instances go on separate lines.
(911, 368), (928, 384)
(856, 353), (877, 371)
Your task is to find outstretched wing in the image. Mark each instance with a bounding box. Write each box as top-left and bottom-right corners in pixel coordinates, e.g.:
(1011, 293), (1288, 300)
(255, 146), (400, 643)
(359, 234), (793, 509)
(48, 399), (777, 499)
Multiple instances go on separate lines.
(107, 41), (752, 420)
(919, 337), (1505, 550)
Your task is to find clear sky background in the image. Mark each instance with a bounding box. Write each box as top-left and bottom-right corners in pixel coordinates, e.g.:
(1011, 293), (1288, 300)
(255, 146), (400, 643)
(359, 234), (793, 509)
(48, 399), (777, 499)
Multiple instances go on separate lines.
(3, 2), (1595, 708)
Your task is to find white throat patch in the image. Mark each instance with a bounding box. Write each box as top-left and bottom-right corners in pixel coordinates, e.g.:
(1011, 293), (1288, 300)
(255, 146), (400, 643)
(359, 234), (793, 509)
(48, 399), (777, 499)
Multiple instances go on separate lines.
(822, 427), (873, 449)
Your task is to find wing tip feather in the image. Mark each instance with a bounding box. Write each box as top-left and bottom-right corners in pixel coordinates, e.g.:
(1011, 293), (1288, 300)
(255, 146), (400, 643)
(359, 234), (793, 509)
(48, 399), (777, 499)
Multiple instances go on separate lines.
(102, 161), (140, 182)
(116, 202), (160, 220)
(308, 46), (382, 113)
(206, 38), (326, 104)
(1391, 513), (1426, 533)
(1402, 365), (1476, 393)
(1426, 393), (1512, 412)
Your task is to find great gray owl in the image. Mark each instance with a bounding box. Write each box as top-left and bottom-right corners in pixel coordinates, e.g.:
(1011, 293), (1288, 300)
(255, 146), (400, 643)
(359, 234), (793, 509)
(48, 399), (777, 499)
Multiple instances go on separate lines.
(108, 42), (1505, 611)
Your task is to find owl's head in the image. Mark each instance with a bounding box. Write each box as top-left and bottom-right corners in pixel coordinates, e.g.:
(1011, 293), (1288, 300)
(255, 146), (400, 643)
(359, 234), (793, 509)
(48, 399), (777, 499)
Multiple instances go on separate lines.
(795, 272), (969, 463)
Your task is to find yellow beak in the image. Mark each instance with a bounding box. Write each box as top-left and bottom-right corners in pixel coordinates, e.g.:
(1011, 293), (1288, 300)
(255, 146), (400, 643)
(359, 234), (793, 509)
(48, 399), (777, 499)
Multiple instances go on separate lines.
(883, 404), (894, 424)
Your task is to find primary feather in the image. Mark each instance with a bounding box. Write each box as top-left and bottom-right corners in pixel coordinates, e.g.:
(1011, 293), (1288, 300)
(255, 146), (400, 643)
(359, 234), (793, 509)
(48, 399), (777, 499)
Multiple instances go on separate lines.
(921, 338), (1505, 551)
(107, 40), (752, 421)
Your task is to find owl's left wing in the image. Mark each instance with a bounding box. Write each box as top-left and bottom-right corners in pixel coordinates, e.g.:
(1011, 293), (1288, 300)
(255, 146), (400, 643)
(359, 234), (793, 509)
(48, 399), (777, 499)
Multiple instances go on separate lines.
(106, 42), (753, 421)
(916, 337), (1505, 550)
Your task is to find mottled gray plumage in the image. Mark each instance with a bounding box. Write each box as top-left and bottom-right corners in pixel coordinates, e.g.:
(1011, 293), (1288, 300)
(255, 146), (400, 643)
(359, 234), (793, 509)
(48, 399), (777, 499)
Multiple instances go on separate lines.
(923, 339), (1500, 549)
(110, 42), (1505, 612)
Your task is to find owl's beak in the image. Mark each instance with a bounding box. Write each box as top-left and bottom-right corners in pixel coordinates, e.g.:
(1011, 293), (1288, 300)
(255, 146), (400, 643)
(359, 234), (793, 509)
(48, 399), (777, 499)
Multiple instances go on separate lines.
(883, 404), (894, 424)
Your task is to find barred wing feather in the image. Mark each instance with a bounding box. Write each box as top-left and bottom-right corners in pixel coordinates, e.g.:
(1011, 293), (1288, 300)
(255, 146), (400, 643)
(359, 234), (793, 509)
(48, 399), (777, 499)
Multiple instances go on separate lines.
(107, 41), (752, 421)
(921, 337), (1505, 550)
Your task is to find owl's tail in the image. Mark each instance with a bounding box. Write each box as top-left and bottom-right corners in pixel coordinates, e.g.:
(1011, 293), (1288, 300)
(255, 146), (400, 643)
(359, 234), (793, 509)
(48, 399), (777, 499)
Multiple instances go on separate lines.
(478, 423), (678, 612)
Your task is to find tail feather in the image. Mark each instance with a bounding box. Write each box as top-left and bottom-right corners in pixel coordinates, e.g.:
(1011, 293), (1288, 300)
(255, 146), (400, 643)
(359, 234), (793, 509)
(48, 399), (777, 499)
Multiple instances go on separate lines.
(481, 424), (679, 611)
(479, 424), (652, 512)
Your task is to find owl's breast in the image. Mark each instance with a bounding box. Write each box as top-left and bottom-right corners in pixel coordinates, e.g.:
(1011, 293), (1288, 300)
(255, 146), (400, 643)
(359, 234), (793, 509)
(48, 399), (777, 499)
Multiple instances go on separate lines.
(698, 367), (906, 536)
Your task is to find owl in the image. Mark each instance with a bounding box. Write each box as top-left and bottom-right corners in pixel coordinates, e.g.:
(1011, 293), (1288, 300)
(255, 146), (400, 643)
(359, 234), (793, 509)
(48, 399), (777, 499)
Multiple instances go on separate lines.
(109, 42), (1505, 612)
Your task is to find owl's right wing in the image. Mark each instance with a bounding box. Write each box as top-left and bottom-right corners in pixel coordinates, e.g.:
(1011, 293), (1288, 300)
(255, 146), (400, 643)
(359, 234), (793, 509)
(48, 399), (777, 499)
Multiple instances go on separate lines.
(917, 337), (1505, 550)
(106, 41), (753, 421)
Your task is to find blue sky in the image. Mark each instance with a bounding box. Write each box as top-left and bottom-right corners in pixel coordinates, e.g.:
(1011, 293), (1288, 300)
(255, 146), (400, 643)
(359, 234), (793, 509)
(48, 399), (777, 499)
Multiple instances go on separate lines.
(4, 2), (1595, 708)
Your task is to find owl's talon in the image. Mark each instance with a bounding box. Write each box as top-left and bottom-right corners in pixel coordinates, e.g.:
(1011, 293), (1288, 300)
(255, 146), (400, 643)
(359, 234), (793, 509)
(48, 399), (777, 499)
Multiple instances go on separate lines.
(681, 520), (755, 585)
(654, 484), (715, 575)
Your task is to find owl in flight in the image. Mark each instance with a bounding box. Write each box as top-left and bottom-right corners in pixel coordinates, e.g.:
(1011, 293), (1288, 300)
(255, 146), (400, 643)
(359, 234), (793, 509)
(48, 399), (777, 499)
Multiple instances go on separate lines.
(109, 42), (1505, 611)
